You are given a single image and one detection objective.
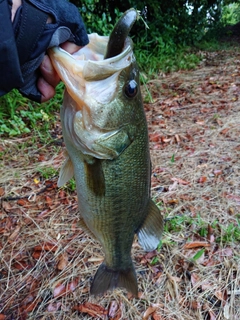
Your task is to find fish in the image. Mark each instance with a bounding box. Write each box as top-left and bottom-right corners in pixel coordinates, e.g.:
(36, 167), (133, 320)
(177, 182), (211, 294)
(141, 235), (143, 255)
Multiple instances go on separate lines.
(48, 8), (163, 297)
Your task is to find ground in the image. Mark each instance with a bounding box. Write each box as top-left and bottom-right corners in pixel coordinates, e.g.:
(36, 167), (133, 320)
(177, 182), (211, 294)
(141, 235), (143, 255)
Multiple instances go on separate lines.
(0, 41), (239, 319)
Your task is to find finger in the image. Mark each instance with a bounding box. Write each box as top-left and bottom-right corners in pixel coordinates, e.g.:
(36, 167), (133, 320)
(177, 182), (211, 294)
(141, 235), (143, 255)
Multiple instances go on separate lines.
(60, 42), (83, 54)
(37, 77), (55, 103)
(40, 55), (60, 88)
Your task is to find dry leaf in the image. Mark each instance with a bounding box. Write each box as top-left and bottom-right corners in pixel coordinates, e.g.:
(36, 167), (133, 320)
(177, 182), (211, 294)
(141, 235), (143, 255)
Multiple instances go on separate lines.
(108, 300), (121, 319)
(189, 300), (201, 310)
(66, 278), (78, 292)
(53, 283), (66, 298)
(215, 289), (227, 302)
(152, 313), (163, 320)
(171, 177), (190, 185)
(32, 251), (42, 259)
(220, 128), (229, 135)
(191, 272), (201, 287)
(0, 187), (5, 196)
(17, 199), (27, 206)
(143, 306), (158, 320)
(12, 260), (32, 270)
(208, 310), (217, 320)
(198, 176), (207, 183)
(183, 241), (211, 249)
(0, 315), (6, 320)
(47, 302), (62, 312)
(8, 225), (21, 242)
(34, 242), (58, 252)
(57, 253), (69, 270)
(45, 195), (53, 207)
(74, 302), (107, 318)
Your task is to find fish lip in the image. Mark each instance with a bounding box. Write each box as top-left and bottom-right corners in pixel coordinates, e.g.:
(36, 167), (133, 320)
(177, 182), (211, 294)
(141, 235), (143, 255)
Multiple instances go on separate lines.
(49, 35), (133, 76)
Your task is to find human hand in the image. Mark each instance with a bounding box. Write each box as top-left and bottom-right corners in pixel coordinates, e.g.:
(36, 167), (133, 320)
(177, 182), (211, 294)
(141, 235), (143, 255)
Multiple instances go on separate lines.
(38, 42), (82, 102)
(11, 0), (88, 102)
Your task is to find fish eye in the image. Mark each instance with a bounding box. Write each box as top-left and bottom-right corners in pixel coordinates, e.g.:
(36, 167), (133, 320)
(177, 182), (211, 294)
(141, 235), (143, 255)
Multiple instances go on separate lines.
(124, 80), (138, 98)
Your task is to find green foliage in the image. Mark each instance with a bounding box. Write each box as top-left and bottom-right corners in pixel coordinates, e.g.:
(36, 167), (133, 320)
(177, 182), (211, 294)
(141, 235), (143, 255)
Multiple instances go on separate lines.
(63, 178), (76, 192)
(165, 214), (240, 244)
(77, 0), (226, 46)
(37, 167), (58, 180)
(0, 84), (64, 137)
(192, 248), (205, 261)
(217, 220), (240, 243)
(221, 2), (240, 25)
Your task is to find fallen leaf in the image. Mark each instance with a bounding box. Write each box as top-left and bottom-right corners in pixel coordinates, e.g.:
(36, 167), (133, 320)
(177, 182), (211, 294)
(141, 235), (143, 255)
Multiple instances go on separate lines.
(198, 176), (207, 183)
(144, 250), (157, 260)
(66, 278), (79, 293)
(57, 253), (69, 270)
(74, 302), (107, 318)
(8, 225), (21, 242)
(220, 128), (229, 135)
(149, 133), (161, 142)
(183, 241), (211, 249)
(25, 299), (42, 312)
(45, 195), (53, 207)
(53, 283), (66, 298)
(32, 251), (42, 259)
(0, 315), (6, 320)
(12, 260), (32, 270)
(171, 177), (190, 185)
(108, 300), (121, 319)
(152, 313), (163, 320)
(17, 199), (27, 206)
(195, 120), (205, 125)
(0, 187), (5, 196)
(47, 302), (62, 312)
(191, 272), (201, 287)
(208, 310), (217, 320)
(213, 169), (222, 176)
(143, 306), (158, 320)
(215, 289), (227, 302)
(34, 242), (58, 252)
(189, 300), (201, 310)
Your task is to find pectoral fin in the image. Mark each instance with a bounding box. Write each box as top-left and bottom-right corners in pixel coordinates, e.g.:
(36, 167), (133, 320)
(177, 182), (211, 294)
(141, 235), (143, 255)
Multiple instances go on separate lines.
(57, 154), (74, 187)
(137, 200), (163, 252)
(84, 158), (105, 196)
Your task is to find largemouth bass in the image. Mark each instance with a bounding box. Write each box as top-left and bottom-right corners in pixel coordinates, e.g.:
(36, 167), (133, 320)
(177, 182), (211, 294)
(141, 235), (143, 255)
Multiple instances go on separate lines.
(49, 8), (163, 296)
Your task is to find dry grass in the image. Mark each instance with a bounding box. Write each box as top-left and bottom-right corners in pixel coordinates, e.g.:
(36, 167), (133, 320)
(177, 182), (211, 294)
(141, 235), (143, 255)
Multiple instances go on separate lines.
(0, 49), (239, 319)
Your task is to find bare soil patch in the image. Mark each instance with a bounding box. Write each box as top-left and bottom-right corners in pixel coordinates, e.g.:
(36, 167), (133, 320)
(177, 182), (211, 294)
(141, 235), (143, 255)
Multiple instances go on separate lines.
(0, 47), (239, 319)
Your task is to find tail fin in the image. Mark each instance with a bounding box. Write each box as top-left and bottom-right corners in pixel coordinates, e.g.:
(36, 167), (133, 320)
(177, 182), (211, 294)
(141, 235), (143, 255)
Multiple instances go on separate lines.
(90, 262), (138, 297)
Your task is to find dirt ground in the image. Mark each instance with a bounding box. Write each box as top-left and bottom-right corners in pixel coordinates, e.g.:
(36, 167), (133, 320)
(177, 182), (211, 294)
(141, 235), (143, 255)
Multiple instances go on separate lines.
(0, 43), (240, 319)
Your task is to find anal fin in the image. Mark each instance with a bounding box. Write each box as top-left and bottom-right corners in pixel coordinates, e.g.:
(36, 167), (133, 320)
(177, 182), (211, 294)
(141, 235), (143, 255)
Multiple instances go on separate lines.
(57, 154), (74, 187)
(137, 200), (163, 252)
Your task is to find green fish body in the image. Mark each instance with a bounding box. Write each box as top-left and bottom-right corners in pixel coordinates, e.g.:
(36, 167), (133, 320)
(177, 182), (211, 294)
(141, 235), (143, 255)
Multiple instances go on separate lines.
(49, 9), (163, 296)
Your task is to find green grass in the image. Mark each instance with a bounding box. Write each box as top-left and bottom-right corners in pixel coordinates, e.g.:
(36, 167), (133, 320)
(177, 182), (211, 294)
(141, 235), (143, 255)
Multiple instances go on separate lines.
(135, 44), (201, 77)
(164, 214), (240, 244)
(0, 83), (64, 137)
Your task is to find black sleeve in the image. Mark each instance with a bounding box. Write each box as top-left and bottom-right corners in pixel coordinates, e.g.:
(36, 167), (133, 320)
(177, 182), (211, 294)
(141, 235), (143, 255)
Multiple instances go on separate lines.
(0, 0), (24, 96)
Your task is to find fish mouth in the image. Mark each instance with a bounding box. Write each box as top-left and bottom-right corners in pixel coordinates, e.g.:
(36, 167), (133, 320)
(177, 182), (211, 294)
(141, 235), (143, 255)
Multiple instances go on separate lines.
(49, 33), (133, 80)
(48, 33), (134, 108)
